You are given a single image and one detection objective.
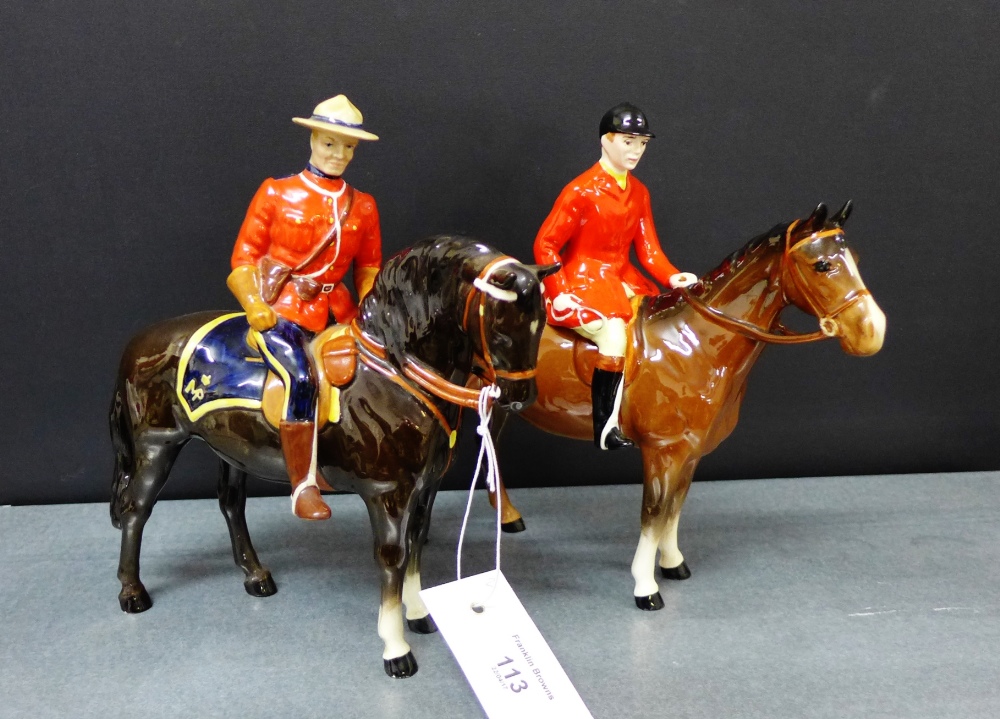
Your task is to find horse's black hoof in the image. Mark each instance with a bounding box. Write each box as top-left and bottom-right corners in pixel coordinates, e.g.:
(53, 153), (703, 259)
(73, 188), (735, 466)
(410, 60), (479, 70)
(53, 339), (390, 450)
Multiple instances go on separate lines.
(407, 615), (438, 634)
(384, 651), (419, 678)
(660, 561), (691, 580)
(244, 573), (277, 597)
(119, 587), (153, 613)
(501, 518), (526, 533)
(635, 592), (664, 611)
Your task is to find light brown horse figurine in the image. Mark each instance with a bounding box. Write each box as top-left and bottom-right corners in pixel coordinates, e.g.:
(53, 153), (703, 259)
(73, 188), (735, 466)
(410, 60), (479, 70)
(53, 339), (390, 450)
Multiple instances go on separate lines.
(488, 202), (886, 609)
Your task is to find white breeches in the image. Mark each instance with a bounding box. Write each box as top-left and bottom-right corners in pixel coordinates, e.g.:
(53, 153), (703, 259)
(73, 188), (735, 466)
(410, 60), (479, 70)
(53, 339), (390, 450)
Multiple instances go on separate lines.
(573, 317), (628, 357)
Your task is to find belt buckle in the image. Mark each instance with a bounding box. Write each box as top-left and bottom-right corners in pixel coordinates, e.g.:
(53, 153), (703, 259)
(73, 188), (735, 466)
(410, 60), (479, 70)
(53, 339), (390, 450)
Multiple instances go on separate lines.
(320, 283), (337, 294)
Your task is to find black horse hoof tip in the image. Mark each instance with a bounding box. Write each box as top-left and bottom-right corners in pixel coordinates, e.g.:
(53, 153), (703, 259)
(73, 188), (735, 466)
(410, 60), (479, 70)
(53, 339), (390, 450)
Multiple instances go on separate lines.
(245, 574), (277, 597)
(120, 588), (153, 614)
(501, 518), (526, 533)
(635, 592), (664, 611)
(384, 651), (419, 678)
(660, 561), (691, 580)
(407, 616), (438, 634)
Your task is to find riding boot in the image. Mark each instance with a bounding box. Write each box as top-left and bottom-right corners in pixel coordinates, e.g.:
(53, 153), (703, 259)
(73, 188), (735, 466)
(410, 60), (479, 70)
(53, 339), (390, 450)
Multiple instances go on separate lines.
(592, 357), (634, 451)
(280, 420), (331, 520)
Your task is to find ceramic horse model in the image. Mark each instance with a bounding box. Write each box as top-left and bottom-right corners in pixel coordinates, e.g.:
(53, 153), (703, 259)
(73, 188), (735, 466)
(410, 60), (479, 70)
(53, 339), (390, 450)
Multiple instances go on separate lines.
(110, 236), (556, 677)
(488, 202), (886, 608)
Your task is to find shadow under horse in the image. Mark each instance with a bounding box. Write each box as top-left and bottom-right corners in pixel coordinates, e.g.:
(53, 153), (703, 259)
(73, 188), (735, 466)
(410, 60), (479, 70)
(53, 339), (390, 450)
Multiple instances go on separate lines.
(489, 203), (887, 608)
(110, 236), (556, 677)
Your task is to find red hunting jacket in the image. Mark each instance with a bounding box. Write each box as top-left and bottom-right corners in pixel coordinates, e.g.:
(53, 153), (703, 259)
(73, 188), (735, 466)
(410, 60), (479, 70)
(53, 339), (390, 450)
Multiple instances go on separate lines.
(534, 163), (678, 327)
(232, 170), (382, 333)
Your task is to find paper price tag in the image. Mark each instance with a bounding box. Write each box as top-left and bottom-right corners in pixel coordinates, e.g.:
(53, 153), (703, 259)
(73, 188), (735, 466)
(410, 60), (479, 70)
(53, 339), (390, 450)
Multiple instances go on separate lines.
(420, 570), (593, 719)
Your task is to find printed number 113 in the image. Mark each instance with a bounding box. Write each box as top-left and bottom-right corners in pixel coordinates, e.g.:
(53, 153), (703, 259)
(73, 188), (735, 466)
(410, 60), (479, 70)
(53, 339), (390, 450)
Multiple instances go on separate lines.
(497, 656), (528, 693)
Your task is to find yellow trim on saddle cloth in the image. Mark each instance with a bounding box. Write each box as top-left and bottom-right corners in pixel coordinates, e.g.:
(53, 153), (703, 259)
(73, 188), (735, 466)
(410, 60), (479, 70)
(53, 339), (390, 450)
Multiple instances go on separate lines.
(176, 312), (263, 421)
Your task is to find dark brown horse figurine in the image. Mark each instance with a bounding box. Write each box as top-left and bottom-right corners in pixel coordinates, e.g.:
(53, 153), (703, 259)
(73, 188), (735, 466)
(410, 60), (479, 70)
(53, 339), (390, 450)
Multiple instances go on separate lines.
(488, 203), (886, 608)
(110, 236), (556, 677)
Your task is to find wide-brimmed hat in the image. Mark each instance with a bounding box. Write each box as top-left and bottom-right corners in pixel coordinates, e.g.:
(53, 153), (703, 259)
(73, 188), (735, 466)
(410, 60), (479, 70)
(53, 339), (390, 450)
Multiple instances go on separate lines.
(293, 95), (379, 141)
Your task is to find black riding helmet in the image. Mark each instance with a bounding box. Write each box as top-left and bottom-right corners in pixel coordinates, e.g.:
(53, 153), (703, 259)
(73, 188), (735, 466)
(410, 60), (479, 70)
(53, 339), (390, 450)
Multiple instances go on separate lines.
(599, 103), (655, 138)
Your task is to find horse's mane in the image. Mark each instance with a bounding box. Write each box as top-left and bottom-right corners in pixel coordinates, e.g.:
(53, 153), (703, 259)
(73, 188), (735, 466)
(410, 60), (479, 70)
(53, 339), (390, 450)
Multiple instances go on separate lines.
(357, 235), (503, 369)
(645, 222), (789, 319)
(703, 222), (789, 284)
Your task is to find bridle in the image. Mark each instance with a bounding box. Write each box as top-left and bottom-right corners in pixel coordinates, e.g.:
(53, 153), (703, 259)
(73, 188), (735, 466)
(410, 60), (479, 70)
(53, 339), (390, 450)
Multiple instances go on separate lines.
(680, 220), (870, 345)
(353, 256), (538, 414)
(462, 256), (539, 385)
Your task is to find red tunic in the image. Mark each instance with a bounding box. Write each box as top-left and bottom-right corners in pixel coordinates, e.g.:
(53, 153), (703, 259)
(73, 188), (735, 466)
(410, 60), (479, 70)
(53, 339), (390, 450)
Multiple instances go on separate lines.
(231, 170), (382, 333)
(533, 163), (679, 327)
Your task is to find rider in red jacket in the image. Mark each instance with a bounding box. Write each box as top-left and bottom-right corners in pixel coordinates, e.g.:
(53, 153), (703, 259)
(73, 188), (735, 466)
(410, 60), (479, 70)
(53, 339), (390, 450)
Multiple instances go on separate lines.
(535, 103), (697, 450)
(228, 95), (382, 520)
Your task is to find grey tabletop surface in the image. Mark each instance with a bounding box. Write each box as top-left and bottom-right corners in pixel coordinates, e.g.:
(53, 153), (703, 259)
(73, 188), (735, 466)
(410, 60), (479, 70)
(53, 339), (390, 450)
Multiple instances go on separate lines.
(2, 472), (998, 718)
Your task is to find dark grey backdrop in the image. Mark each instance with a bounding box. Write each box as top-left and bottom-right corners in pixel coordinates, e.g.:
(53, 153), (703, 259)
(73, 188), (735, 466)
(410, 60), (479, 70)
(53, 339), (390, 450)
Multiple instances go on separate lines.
(2, 1), (997, 505)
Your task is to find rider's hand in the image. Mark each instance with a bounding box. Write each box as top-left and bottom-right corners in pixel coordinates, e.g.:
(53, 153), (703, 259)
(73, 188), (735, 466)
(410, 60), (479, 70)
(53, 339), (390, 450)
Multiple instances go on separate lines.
(669, 272), (699, 289)
(246, 303), (278, 332)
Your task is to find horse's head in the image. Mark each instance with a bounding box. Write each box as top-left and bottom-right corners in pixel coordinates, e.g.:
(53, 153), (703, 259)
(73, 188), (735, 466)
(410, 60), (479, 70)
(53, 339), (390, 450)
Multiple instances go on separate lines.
(779, 202), (886, 356)
(462, 258), (559, 411)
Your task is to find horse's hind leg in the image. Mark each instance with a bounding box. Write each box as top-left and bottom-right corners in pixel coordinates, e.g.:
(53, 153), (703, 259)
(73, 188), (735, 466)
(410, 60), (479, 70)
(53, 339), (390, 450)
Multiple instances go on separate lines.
(217, 461), (276, 597)
(485, 410), (526, 533)
(116, 430), (186, 613)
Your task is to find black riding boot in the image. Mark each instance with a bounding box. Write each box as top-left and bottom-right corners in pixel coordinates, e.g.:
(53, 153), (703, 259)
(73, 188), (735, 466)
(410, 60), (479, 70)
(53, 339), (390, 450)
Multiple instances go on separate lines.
(592, 368), (634, 450)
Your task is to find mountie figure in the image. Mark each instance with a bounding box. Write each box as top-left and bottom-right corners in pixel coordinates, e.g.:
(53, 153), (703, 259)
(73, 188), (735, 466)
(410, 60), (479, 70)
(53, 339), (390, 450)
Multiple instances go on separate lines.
(228, 95), (382, 519)
(534, 102), (697, 450)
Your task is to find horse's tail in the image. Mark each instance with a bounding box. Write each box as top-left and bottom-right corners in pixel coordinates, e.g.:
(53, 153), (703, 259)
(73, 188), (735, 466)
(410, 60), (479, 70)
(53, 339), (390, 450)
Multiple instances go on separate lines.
(109, 381), (134, 529)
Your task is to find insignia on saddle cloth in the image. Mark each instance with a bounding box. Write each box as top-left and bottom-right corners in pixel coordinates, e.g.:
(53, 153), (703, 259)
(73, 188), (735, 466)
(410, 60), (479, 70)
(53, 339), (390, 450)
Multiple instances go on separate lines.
(176, 313), (268, 421)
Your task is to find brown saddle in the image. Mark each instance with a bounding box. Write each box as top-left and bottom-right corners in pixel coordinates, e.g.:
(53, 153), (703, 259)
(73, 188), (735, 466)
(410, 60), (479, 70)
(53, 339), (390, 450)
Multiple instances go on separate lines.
(557, 296), (643, 388)
(253, 324), (358, 430)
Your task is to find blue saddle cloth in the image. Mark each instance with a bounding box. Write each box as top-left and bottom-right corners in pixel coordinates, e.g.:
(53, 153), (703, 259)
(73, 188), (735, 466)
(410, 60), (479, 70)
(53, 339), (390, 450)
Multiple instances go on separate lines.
(177, 313), (269, 421)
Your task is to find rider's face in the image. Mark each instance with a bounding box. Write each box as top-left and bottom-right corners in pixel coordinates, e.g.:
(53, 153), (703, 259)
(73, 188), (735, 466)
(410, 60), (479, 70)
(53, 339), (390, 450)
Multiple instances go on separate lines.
(309, 131), (357, 177)
(600, 132), (650, 174)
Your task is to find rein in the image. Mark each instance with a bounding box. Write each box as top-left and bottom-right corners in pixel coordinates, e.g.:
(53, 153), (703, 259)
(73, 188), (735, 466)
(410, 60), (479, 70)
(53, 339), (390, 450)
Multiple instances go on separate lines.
(351, 255), (537, 424)
(679, 222), (868, 345)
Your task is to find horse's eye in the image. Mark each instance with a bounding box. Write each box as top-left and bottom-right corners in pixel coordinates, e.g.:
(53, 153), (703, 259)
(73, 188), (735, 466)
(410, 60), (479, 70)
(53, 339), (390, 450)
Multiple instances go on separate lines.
(813, 260), (832, 272)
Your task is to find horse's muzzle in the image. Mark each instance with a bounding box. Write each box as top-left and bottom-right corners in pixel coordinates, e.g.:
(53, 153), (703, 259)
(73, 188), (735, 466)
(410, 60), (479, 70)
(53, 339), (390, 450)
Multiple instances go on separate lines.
(494, 376), (537, 411)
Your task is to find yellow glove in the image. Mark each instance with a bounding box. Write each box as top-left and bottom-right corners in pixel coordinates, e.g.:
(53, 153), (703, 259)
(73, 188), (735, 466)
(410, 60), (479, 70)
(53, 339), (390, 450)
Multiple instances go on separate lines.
(227, 265), (278, 332)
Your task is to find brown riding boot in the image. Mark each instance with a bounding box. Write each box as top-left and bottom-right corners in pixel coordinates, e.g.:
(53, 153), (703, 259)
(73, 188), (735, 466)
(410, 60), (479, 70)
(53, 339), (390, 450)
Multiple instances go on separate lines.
(280, 420), (331, 520)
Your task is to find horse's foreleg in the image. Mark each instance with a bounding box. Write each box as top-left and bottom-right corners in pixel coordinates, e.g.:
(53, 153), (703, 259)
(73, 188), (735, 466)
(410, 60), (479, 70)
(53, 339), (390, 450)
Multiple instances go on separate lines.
(630, 445), (696, 610)
(366, 497), (417, 678)
(217, 461), (276, 598)
(116, 432), (184, 613)
(484, 410), (526, 533)
(402, 488), (437, 634)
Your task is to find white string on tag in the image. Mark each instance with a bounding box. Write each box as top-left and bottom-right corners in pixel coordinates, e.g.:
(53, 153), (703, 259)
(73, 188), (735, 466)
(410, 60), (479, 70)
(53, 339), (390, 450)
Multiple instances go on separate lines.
(455, 383), (504, 611)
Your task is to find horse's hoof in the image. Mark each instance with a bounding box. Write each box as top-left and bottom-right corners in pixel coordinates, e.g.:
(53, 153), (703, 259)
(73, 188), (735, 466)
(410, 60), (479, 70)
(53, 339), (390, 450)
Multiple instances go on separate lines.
(635, 592), (664, 611)
(501, 518), (526, 533)
(119, 587), (153, 613)
(244, 573), (277, 597)
(660, 561), (691, 580)
(384, 651), (419, 678)
(407, 615), (438, 634)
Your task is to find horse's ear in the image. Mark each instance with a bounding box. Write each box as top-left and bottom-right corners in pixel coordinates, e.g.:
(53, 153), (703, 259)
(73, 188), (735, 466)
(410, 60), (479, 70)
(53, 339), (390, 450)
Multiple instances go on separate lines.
(806, 203), (828, 231)
(831, 200), (853, 227)
(529, 263), (561, 280)
(488, 268), (518, 291)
